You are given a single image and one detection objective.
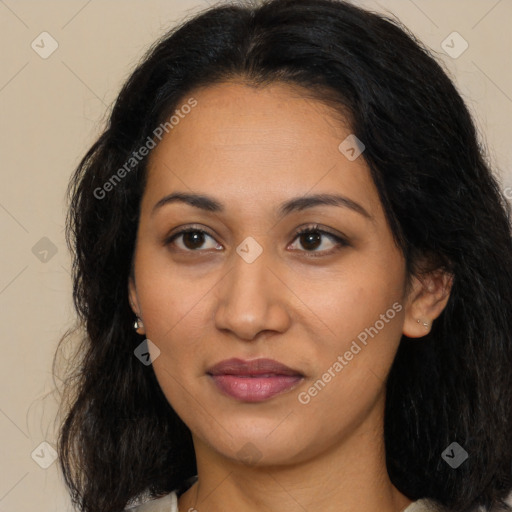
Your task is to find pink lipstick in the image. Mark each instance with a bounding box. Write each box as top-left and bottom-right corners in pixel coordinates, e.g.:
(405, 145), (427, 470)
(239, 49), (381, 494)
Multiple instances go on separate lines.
(207, 358), (304, 402)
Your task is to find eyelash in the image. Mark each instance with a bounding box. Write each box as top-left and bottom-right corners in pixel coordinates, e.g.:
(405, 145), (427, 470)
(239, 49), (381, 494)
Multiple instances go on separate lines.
(164, 223), (349, 257)
(292, 225), (349, 257)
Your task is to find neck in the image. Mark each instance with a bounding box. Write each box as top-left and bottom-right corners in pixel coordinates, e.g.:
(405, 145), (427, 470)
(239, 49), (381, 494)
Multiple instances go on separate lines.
(178, 396), (412, 512)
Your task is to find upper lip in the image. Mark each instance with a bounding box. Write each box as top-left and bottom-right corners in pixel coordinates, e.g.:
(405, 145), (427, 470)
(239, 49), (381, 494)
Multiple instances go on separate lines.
(207, 358), (303, 377)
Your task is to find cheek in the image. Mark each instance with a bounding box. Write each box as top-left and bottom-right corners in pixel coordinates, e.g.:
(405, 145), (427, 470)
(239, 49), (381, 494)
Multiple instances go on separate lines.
(135, 250), (212, 345)
(300, 255), (404, 354)
(296, 260), (405, 407)
(296, 311), (404, 437)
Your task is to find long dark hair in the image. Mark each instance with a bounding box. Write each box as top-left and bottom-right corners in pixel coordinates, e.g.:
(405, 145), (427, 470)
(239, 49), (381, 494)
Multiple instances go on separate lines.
(54, 0), (512, 511)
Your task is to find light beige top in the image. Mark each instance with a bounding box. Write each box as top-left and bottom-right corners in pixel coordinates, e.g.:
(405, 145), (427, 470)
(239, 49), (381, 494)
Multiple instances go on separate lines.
(124, 491), (446, 512)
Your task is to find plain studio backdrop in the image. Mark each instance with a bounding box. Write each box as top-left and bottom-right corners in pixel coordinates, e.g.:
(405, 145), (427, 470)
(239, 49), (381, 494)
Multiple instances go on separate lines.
(0, 1), (511, 511)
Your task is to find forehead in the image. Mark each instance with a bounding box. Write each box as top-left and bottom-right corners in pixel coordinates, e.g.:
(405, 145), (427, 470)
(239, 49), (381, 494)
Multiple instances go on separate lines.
(143, 81), (379, 218)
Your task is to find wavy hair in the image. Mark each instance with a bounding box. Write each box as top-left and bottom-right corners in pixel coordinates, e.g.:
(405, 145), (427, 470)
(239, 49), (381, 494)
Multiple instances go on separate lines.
(54, 0), (512, 511)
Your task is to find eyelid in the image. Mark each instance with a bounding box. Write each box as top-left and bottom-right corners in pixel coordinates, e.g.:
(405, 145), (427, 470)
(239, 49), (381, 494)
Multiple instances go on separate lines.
(293, 223), (347, 241)
(165, 223), (215, 239)
(163, 223), (219, 246)
(289, 223), (349, 256)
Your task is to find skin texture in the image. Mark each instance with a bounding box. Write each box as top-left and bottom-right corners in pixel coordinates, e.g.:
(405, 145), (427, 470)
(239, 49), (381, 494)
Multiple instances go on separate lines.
(129, 81), (452, 512)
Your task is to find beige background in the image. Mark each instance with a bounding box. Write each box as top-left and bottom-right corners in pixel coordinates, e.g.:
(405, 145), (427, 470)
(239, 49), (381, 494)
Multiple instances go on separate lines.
(0, 1), (511, 510)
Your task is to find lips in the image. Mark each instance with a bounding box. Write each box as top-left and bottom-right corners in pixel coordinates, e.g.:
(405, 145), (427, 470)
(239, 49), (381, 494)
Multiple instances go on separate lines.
(207, 358), (303, 377)
(206, 358), (304, 402)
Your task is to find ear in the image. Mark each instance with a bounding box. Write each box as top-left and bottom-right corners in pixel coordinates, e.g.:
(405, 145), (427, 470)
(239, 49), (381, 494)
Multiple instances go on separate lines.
(128, 276), (146, 336)
(402, 269), (453, 338)
(128, 275), (140, 317)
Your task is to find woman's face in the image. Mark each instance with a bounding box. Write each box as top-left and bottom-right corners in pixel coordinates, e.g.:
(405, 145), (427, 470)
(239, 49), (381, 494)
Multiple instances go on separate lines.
(130, 81), (412, 466)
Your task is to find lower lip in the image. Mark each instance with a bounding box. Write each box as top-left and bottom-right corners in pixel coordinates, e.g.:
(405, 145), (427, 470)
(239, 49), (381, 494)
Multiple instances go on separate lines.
(209, 374), (303, 402)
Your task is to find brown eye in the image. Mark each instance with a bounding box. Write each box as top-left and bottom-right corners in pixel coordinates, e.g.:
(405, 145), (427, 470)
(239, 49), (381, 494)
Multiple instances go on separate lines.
(289, 225), (349, 256)
(182, 231), (207, 250)
(165, 228), (222, 252)
(298, 231), (322, 251)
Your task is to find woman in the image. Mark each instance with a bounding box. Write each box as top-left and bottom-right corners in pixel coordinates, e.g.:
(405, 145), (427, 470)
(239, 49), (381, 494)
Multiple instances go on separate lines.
(54, 0), (512, 511)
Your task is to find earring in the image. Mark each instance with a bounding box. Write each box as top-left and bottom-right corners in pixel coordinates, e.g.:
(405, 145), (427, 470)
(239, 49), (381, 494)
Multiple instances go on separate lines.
(133, 317), (145, 334)
(416, 319), (429, 330)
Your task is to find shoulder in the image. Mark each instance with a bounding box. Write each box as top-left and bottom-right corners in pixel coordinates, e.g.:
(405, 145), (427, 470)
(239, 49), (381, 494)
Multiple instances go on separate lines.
(124, 475), (198, 511)
(124, 491), (178, 512)
(403, 498), (453, 512)
(123, 492), (456, 512)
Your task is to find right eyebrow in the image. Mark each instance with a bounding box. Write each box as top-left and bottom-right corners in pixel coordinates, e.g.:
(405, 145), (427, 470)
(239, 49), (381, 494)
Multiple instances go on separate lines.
(151, 192), (223, 217)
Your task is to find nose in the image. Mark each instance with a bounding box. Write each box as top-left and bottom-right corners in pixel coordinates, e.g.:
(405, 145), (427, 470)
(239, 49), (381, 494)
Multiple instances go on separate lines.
(214, 246), (291, 341)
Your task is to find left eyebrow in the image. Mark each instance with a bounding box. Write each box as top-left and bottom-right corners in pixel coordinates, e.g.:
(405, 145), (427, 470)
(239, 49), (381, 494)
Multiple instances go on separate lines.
(277, 193), (373, 221)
